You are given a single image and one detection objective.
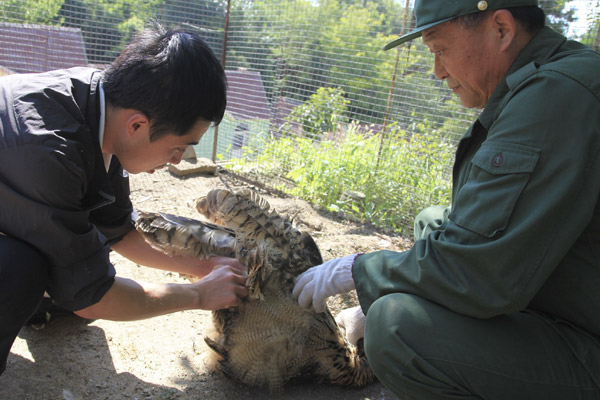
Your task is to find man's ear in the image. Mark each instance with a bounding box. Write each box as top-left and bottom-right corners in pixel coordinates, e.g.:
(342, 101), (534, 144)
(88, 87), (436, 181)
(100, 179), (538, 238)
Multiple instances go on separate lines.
(126, 112), (150, 138)
(489, 9), (517, 52)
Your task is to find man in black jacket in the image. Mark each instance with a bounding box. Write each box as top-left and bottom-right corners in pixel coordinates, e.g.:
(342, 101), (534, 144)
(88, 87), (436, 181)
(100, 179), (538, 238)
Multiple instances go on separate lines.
(0, 23), (248, 375)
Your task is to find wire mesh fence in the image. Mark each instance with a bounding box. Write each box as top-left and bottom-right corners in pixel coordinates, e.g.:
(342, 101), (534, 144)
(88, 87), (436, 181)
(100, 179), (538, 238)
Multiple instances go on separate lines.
(1, 0), (598, 234)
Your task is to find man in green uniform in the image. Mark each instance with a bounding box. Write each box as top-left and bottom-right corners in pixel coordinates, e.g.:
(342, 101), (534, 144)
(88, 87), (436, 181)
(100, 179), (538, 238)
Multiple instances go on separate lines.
(293, 0), (600, 398)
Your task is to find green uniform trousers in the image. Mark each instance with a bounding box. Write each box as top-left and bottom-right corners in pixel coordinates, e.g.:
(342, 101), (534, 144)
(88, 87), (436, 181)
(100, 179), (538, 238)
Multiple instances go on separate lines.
(364, 206), (600, 399)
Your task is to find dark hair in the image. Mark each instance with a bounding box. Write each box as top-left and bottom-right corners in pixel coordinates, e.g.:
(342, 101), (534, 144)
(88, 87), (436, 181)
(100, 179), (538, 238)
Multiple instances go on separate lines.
(455, 6), (546, 35)
(102, 22), (227, 141)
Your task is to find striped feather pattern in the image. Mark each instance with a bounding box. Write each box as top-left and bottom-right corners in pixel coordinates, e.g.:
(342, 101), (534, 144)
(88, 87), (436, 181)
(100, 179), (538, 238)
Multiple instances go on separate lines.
(136, 188), (375, 392)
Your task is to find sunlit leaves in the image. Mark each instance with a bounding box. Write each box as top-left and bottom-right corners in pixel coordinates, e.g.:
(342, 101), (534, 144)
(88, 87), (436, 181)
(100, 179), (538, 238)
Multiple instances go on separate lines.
(0, 0), (64, 24)
(226, 121), (453, 234)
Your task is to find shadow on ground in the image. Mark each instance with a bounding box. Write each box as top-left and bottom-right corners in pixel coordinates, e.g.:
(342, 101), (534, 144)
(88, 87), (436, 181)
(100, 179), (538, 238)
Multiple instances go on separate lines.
(1, 315), (395, 400)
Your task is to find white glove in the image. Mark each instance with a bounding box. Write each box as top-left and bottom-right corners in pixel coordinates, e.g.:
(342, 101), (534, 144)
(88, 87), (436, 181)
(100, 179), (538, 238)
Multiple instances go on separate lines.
(293, 253), (361, 313)
(335, 305), (366, 346)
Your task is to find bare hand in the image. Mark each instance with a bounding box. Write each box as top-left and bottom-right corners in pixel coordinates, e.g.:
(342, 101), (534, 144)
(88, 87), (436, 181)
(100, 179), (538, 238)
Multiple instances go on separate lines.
(193, 264), (249, 310)
(207, 256), (247, 276)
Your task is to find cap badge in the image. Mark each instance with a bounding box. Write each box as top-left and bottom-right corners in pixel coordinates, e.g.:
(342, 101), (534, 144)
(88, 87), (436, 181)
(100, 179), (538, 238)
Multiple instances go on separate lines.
(477, 1), (488, 11)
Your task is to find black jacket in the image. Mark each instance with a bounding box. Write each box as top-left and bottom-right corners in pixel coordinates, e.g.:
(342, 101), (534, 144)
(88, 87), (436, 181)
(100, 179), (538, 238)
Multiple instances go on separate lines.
(0, 67), (134, 310)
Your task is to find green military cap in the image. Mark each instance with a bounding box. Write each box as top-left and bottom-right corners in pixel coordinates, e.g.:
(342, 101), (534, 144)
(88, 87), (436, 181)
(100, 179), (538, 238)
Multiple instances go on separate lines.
(384, 0), (539, 50)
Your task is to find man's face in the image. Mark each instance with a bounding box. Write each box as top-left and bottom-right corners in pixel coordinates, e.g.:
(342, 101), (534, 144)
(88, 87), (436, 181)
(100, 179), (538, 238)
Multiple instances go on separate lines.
(422, 18), (504, 109)
(123, 118), (211, 174)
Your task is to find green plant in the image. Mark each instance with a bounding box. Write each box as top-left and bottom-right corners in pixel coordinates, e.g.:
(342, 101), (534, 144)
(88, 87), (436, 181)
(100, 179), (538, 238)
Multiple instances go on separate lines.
(284, 87), (350, 140)
(225, 121), (453, 234)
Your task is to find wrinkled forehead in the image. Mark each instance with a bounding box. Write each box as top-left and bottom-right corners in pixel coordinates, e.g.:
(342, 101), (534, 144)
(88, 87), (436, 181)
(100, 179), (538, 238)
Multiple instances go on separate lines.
(421, 22), (453, 46)
(422, 26), (440, 44)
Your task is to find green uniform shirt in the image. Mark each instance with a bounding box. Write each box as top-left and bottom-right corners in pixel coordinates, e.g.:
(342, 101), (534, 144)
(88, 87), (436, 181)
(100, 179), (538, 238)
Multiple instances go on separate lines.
(354, 27), (600, 337)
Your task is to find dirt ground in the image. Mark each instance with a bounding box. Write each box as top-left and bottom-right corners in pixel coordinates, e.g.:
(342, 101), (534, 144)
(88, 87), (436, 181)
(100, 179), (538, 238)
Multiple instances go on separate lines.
(1, 167), (413, 400)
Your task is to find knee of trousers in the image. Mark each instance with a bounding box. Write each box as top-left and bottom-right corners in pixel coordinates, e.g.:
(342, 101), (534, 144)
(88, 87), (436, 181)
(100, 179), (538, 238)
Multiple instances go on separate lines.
(0, 236), (50, 315)
(0, 237), (50, 376)
(363, 293), (455, 392)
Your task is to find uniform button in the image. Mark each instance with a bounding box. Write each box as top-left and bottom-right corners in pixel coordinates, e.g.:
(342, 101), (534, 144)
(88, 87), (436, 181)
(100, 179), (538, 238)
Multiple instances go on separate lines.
(492, 154), (504, 167)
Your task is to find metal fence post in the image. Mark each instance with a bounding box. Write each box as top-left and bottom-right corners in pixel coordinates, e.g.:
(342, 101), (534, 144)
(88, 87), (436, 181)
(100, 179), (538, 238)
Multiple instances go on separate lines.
(212, 0), (231, 163)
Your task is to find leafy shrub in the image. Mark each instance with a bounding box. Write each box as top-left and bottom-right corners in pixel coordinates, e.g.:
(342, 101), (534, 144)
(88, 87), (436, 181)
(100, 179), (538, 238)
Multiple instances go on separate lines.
(225, 121), (453, 234)
(282, 87), (350, 140)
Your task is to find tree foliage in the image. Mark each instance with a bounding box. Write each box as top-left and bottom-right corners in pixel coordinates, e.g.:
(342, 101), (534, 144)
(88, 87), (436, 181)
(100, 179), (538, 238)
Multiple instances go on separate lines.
(0, 0), (64, 24)
(285, 87), (350, 140)
(58, 0), (164, 63)
(540, 0), (577, 34)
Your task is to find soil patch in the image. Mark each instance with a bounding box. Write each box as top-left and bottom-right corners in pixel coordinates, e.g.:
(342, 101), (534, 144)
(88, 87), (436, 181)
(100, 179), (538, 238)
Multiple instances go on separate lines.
(1, 168), (412, 400)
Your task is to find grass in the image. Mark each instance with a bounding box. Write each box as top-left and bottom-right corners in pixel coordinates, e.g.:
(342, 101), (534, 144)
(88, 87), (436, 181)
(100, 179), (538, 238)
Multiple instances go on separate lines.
(223, 122), (453, 235)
